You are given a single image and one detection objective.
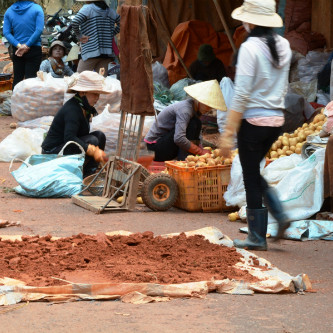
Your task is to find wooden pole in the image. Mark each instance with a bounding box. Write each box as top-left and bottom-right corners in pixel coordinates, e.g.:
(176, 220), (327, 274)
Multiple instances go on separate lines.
(151, 1), (193, 79)
(212, 0), (237, 53)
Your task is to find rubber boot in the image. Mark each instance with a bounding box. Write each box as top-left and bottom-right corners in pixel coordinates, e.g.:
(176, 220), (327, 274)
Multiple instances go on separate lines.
(233, 208), (268, 251)
(263, 187), (290, 241)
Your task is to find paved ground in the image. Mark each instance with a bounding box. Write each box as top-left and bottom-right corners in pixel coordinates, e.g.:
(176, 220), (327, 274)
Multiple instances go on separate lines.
(0, 115), (332, 333)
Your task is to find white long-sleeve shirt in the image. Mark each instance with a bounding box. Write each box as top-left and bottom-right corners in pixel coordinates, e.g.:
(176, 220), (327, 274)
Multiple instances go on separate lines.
(231, 35), (292, 117)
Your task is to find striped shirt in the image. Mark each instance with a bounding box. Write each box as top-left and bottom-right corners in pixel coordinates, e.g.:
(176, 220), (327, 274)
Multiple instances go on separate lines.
(72, 4), (120, 62)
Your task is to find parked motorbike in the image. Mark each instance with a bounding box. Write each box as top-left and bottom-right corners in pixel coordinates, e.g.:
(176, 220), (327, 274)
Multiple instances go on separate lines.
(42, 9), (78, 49)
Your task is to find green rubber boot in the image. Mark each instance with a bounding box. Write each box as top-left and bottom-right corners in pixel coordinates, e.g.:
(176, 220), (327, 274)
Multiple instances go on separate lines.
(233, 207), (268, 251)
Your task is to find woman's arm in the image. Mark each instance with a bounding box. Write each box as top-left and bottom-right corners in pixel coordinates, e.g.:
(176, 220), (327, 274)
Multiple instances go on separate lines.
(72, 8), (88, 39)
(3, 12), (20, 47)
(113, 12), (120, 35)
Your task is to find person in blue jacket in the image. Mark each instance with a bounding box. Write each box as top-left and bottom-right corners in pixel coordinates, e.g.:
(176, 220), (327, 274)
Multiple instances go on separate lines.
(3, 0), (44, 88)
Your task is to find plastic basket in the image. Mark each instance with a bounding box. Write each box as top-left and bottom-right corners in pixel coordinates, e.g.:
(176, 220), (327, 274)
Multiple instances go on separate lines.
(165, 161), (232, 212)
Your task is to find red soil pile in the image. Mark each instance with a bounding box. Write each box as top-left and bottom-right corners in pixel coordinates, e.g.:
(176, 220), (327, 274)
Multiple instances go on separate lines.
(0, 232), (261, 287)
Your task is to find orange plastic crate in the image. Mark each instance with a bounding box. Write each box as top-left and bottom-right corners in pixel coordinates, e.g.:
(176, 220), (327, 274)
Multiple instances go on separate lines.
(165, 161), (231, 212)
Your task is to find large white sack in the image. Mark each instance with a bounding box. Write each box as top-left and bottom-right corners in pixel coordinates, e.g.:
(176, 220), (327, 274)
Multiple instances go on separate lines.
(90, 107), (155, 156)
(230, 150), (325, 223)
(11, 72), (67, 121)
(270, 149), (325, 223)
(0, 127), (46, 162)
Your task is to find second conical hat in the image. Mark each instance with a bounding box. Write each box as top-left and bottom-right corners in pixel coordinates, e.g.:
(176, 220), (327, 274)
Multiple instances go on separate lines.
(184, 80), (227, 111)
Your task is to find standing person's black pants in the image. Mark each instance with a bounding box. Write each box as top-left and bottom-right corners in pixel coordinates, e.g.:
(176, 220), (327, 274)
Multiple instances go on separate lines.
(147, 117), (202, 162)
(12, 46), (42, 88)
(237, 120), (281, 209)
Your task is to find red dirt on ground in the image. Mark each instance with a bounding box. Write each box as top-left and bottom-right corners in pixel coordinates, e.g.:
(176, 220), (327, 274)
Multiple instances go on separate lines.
(0, 232), (260, 287)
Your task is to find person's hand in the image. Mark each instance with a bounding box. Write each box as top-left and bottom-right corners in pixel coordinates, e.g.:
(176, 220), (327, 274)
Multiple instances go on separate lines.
(188, 142), (211, 156)
(80, 35), (89, 44)
(93, 147), (108, 163)
(218, 132), (233, 158)
(218, 110), (243, 158)
(15, 44), (29, 57)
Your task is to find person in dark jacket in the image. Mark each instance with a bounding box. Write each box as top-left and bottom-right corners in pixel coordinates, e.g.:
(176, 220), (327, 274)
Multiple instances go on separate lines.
(3, 0), (44, 88)
(189, 44), (226, 82)
(42, 71), (110, 178)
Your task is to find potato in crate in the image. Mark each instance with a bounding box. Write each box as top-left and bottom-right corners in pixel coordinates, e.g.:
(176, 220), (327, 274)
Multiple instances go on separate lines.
(165, 161), (231, 212)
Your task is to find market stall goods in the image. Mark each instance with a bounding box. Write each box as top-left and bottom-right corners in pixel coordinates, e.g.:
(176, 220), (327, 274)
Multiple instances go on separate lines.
(268, 110), (326, 160)
(172, 148), (237, 168)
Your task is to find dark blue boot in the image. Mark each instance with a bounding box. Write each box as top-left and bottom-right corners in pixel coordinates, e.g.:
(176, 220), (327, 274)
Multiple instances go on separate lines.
(233, 207), (268, 251)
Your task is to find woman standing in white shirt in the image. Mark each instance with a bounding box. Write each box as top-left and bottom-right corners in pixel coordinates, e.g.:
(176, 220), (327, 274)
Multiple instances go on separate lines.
(220, 0), (292, 250)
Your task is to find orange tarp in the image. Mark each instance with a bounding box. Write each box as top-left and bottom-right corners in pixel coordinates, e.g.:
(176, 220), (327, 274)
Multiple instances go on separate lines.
(162, 20), (235, 85)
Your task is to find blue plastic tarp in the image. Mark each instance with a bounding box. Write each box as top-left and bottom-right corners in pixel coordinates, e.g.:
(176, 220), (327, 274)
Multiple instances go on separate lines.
(240, 220), (333, 241)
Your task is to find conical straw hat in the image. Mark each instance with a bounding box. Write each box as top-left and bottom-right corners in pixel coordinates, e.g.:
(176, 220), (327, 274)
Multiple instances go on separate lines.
(184, 80), (227, 111)
(66, 44), (80, 62)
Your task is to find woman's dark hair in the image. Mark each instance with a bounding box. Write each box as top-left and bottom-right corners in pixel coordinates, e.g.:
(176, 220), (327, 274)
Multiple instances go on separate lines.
(233, 26), (279, 66)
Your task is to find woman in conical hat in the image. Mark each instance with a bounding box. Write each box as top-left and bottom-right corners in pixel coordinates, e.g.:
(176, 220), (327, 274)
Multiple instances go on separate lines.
(144, 80), (226, 162)
(42, 71), (111, 178)
(219, 0), (292, 250)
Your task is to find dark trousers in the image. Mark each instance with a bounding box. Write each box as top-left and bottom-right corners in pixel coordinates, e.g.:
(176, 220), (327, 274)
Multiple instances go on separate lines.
(237, 120), (281, 209)
(43, 131), (106, 178)
(13, 46), (42, 88)
(147, 117), (202, 162)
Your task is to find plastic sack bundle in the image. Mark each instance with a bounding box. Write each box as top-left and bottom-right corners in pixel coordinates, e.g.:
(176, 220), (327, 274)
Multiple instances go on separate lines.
(18, 116), (54, 132)
(152, 61), (170, 88)
(0, 127), (45, 162)
(64, 76), (122, 114)
(153, 82), (174, 105)
(11, 72), (67, 121)
(0, 90), (12, 116)
(11, 142), (84, 198)
(223, 155), (266, 208)
(269, 149), (325, 222)
(170, 78), (197, 101)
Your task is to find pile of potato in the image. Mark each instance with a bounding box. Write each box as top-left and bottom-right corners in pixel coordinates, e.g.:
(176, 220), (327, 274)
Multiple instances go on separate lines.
(172, 148), (238, 168)
(268, 111), (326, 160)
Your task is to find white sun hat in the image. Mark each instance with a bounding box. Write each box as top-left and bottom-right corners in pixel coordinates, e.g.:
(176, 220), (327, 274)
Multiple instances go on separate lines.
(232, 0), (283, 28)
(184, 80), (227, 111)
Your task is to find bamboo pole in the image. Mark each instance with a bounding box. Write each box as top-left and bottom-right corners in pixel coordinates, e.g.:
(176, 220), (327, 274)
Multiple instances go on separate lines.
(212, 0), (237, 53)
